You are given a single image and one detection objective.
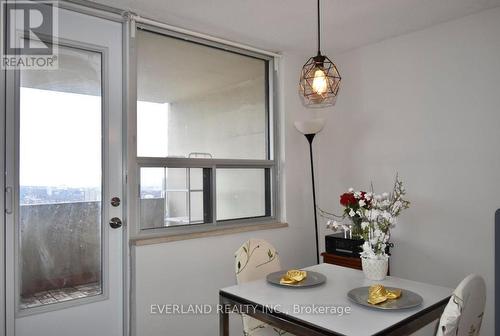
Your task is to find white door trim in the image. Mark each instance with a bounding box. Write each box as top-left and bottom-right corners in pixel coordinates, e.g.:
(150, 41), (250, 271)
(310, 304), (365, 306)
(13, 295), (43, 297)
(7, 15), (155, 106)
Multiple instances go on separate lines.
(0, 42), (6, 336)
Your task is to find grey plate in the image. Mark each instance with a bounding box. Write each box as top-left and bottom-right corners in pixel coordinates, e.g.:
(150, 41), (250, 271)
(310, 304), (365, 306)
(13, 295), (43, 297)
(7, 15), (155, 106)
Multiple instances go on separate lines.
(266, 270), (326, 288)
(347, 286), (423, 310)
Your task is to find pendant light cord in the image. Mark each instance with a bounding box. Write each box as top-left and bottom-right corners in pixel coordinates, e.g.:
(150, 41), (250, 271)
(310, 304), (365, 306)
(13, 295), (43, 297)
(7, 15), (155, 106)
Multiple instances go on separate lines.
(317, 0), (321, 54)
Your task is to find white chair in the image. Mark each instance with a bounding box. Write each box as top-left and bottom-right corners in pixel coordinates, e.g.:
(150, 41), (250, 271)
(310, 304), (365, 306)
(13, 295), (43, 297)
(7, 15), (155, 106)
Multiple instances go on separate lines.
(234, 239), (291, 336)
(435, 274), (486, 336)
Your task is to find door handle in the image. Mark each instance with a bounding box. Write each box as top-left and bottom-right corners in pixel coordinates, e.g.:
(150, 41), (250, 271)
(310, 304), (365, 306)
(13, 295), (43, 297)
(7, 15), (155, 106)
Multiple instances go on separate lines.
(109, 217), (122, 229)
(5, 186), (13, 214)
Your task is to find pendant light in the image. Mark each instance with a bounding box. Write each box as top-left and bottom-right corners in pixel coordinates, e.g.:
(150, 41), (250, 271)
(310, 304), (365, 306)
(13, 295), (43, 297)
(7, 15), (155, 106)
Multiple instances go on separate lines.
(299, 0), (341, 107)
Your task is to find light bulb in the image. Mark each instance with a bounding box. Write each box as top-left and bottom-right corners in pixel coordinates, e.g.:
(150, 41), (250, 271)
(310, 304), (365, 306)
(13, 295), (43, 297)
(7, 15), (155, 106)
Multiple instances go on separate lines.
(312, 68), (327, 94)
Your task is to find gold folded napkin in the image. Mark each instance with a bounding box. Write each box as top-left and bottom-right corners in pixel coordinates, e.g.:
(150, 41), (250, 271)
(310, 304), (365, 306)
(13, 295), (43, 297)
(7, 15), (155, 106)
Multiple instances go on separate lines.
(367, 284), (402, 305)
(280, 270), (307, 285)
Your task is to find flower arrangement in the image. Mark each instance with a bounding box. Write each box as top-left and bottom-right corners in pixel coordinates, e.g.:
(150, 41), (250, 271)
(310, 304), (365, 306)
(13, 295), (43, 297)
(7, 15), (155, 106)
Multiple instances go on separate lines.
(322, 175), (410, 260)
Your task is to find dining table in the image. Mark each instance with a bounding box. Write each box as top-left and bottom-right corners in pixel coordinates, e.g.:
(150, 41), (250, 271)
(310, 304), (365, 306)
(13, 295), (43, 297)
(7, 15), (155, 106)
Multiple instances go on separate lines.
(219, 263), (453, 336)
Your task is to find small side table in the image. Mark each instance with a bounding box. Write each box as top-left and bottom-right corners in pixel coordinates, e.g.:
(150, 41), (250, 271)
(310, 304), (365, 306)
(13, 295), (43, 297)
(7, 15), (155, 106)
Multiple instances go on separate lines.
(321, 252), (362, 270)
(321, 252), (390, 275)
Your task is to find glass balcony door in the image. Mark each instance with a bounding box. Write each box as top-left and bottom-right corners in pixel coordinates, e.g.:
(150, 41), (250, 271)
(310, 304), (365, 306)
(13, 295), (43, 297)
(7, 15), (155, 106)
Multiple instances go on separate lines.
(5, 7), (124, 336)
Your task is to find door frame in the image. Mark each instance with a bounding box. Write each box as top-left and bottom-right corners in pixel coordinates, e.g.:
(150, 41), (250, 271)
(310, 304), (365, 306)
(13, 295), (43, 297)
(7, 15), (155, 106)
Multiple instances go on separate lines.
(2, 1), (130, 335)
(122, 18), (133, 336)
(1, 29), (6, 336)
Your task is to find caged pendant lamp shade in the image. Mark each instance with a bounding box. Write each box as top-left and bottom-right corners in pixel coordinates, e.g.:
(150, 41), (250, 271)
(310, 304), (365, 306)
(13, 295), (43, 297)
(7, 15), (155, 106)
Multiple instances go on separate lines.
(299, 0), (341, 107)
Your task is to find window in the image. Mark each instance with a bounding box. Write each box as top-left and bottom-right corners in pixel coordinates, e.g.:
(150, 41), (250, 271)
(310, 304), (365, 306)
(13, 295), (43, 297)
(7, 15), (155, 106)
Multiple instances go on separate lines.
(216, 168), (271, 221)
(19, 44), (103, 309)
(133, 27), (277, 235)
(140, 167), (212, 228)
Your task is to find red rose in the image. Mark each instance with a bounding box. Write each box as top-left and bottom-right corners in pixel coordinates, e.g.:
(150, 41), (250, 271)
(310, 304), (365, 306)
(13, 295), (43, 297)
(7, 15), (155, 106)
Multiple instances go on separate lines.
(340, 192), (356, 207)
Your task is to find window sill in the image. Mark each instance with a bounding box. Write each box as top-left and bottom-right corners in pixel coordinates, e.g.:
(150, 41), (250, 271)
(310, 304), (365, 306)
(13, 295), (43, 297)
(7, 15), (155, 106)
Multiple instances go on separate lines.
(130, 222), (288, 246)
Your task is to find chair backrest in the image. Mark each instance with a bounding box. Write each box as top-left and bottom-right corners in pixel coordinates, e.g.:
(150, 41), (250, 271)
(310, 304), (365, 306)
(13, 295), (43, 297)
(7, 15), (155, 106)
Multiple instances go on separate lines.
(234, 240), (282, 335)
(234, 239), (281, 284)
(436, 274), (486, 336)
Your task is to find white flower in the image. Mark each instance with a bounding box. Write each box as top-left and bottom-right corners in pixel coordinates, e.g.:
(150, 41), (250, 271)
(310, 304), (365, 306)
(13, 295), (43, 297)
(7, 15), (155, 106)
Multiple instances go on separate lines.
(359, 199), (366, 207)
(326, 220), (340, 231)
(348, 188), (354, 192)
(382, 192), (389, 199)
(360, 241), (377, 259)
(362, 241), (373, 254)
(361, 222), (369, 230)
(368, 209), (379, 221)
(381, 200), (391, 208)
(361, 241), (372, 252)
(349, 209), (356, 217)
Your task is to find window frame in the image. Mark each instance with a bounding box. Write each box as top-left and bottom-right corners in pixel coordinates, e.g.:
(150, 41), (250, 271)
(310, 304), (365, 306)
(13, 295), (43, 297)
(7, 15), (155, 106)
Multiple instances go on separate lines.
(127, 23), (280, 239)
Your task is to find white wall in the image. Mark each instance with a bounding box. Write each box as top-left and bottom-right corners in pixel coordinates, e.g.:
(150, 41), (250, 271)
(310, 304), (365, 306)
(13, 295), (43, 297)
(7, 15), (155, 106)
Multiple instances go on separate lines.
(316, 8), (500, 335)
(133, 54), (317, 336)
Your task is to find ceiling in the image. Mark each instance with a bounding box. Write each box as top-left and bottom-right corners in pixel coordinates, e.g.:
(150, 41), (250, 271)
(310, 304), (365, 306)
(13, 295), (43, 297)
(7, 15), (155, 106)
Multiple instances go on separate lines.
(96, 0), (500, 55)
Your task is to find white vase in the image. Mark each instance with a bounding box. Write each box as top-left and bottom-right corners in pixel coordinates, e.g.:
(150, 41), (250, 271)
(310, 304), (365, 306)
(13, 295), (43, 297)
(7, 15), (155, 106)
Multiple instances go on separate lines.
(361, 257), (389, 281)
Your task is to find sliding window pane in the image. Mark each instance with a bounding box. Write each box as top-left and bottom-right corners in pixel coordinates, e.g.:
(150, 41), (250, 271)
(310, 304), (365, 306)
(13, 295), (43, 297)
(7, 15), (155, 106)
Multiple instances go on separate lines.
(19, 45), (103, 309)
(140, 167), (165, 229)
(140, 167), (212, 228)
(216, 169), (270, 221)
(136, 29), (268, 159)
